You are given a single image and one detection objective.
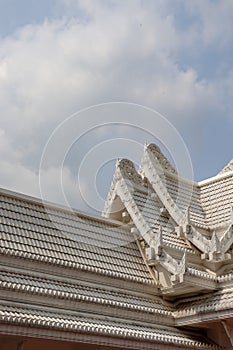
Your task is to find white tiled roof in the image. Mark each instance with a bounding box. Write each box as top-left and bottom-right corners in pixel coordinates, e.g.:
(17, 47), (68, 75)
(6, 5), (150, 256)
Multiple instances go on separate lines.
(0, 270), (169, 315)
(0, 189), (154, 285)
(164, 174), (206, 226)
(200, 174), (233, 227)
(175, 285), (233, 322)
(2, 142), (233, 348)
(103, 143), (233, 298)
(0, 305), (219, 349)
(132, 189), (192, 251)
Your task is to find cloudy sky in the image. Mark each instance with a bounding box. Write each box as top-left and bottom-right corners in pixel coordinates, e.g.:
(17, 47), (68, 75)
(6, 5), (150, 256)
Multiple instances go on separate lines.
(0, 0), (233, 214)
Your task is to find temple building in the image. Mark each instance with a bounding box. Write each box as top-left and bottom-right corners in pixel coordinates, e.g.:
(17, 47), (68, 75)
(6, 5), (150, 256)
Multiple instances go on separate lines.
(1, 144), (233, 349)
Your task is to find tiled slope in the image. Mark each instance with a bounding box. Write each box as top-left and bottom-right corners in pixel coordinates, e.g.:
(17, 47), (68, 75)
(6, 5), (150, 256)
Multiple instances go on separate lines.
(164, 175), (206, 227)
(132, 189), (193, 251)
(200, 174), (233, 227)
(0, 190), (153, 284)
(0, 270), (169, 315)
(150, 167), (233, 230)
(175, 285), (233, 320)
(164, 171), (233, 229)
(0, 305), (219, 349)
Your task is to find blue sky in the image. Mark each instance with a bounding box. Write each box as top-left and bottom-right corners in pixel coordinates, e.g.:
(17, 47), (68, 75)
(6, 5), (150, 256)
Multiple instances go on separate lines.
(0, 0), (233, 214)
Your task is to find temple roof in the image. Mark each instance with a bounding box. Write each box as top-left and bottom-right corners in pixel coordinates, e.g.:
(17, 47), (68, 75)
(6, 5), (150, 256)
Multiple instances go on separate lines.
(103, 144), (233, 298)
(0, 185), (220, 349)
(2, 143), (233, 348)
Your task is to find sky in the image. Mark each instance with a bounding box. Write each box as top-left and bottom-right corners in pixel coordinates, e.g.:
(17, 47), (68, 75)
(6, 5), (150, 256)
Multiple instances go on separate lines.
(0, 0), (233, 215)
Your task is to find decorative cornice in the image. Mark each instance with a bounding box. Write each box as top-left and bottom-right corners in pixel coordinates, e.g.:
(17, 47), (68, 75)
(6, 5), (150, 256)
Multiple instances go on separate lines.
(141, 144), (188, 226)
(176, 223), (210, 254)
(115, 177), (191, 286)
(103, 156), (222, 292)
(176, 215), (233, 262)
(116, 159), (145, 185)
(145, 144), (177, 175)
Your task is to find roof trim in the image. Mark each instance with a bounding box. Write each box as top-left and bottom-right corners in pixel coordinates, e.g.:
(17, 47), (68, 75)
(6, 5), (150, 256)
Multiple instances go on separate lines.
(198, 170), (233, 186)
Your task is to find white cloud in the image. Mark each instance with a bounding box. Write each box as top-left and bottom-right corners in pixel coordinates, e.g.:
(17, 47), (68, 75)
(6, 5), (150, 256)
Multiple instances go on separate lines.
(0, 0), (232, 210)
(183, 0), (233, 46)
(0, 160), (39, 196)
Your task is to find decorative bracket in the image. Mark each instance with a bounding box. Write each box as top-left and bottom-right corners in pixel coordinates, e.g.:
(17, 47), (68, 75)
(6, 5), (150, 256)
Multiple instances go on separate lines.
(150, 226), (163, 255)
(171, 251), (187, 283)
(176, 208), (233, 262)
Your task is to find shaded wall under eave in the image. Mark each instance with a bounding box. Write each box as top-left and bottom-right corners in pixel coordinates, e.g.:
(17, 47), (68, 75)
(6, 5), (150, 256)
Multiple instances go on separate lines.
(0, 337), (133, 350)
